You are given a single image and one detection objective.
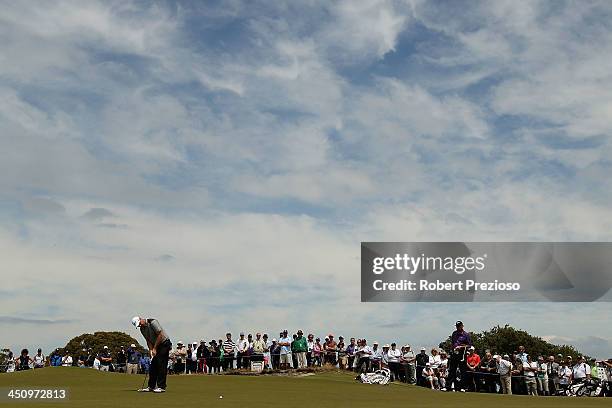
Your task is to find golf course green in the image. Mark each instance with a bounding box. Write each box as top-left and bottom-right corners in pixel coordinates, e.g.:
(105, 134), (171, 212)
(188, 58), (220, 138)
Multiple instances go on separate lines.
(0, 368), (608, 407)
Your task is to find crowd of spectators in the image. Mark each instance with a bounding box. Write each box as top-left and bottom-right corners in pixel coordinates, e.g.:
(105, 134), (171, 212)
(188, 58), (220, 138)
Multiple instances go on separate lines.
(3, 329), (611, 398)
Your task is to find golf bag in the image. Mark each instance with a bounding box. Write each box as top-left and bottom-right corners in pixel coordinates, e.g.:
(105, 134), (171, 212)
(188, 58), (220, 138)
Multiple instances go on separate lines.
(357, 368), (392, 385)
(565, 378), (607, 397)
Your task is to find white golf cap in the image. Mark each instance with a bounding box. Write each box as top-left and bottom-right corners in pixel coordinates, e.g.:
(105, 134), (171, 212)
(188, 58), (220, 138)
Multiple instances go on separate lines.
(130, 344), (136, 348)
(103, 345), (108, 349)
(131, 316), (141, 327)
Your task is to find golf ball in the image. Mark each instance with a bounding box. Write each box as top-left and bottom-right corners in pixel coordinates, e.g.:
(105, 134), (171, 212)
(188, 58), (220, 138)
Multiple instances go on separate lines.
(219, 396), (223, 399)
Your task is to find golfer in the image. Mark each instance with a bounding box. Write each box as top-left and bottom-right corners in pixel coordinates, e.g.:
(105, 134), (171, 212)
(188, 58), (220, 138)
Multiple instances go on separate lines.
(132, 316), (172, 393)
(447, 320), (472, 392)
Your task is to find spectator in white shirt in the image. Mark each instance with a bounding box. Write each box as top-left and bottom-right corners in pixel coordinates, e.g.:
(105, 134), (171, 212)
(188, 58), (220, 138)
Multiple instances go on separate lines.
(237, 332), (249, 369)
(572, 356), (590, 382)
(369, 342), (382, 371)
(61, 354), (73, 367)
(536, 356), (549, 395)
(524, 355), (538, 395)
(558, 362), (572, 393)
(401, 345), (416, 384)
(496, 354), (513, 395)
(387, 343), (401, 382)
(33, 349), (45, 369)
(429, 348), (441, 369)
(355, 339), (372, 375)
(422, 363), (439, 389)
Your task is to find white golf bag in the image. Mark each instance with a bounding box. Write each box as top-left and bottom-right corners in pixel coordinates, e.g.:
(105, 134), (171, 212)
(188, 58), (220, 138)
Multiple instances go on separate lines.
(358, 368), (391, 385)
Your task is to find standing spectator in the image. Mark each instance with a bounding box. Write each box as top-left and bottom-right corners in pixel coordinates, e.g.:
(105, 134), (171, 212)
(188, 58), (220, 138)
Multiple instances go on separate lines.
(517, 345), (528, 364)
(293, 330), (308, 369)
(236, 333), (248, 369)
(6, 351), (15, 372)
(416, 348), (430, 386)
(246, 334), (254, 369)
(50, 349), (62, 367)
(438, 350), (448, 370)
(173, 341), (187, 374)
(355, 339), (372, 375)
(312, 338), (323, 367)
(381, 345), (390, 370)
(346, 338), (357, 371)
(61, 353), (73, 368)
(270, 339), (280, 369)
(547, 355), (560, 395)
(524, 355), (538, 396)
(185, 343), (196, 374)
(77, 349), (88, 368)
(370, 342), (383, 371)
(448, 321), (472, 392)
(98, 346), (112, 372)
(387, 343), (401, 382)
(139, 354), (150, 374)
(496, 354), (513, 395)
(222, 333), (236, 371)
(422, 363), (439, 389)
(252, 333), (266, 364)
(429, 348), (441, 369)
(337, 336), (347, 369)
(600, 358), (612, 397)
(558, 360), (572, 393)
(572, 356), (591, 382)
(479, 351), (498, 393)
(262, 334), (271, 369)
(196, 340), (209, 373)
(126, 344), (140, 374)
(16, 349), (33, 371)
(589, 357), (599, 379)
(278, 330), (292, 369)
(536, 356), (549, 395)
(401, 345), (416, 384)
(306, 334), (315, 367)
(511, 355), (525, 395)
(465, 346), (481, 392)
(324, 334), (338, 367)
(209, 341), (220, 374)
(116, 346), (127, 373)
(291, 334), (299, 368)
(86, 348), (95, 367)
(33, 348), (45, 369)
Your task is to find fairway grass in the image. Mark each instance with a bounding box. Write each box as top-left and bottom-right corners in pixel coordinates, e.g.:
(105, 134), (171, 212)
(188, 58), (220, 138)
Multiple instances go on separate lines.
(0, 368), (608, 407)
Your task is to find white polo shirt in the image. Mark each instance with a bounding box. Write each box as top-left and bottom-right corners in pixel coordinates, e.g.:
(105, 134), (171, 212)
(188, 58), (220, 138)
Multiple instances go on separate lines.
(573, 362), (590, 379)
(387, 349), (401, 363)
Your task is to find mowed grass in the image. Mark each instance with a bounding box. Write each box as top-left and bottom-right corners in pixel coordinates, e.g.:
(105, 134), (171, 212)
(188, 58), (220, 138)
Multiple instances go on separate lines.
(0, 367), (609, 408)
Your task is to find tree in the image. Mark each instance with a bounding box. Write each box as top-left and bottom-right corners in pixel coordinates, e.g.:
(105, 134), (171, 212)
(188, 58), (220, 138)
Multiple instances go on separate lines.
(439, 325), (585, 359)
(60, 331), (146, 360)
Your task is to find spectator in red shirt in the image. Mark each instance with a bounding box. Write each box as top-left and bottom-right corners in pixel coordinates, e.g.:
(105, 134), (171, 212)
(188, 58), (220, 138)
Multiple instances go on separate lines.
(465, 346), (481, 392)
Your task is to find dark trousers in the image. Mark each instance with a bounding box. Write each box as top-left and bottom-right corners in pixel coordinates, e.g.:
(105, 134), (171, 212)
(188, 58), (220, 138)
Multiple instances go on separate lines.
(448, 352), (467, 391)
(306, 352), (312, 367)
(356, 357), (370, 374)
(236, 352), (245, 369)
(149, 341), (171, 390)
(222, 356), (234, 371)
(389, 362), (401, 381)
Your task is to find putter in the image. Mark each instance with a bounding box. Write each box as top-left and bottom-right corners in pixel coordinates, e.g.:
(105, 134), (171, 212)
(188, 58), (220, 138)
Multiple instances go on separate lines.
(139, 372), (149, 391)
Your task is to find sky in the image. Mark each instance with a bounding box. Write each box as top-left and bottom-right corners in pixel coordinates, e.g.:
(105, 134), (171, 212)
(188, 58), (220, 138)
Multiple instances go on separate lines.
(1, 0), (612, 358)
